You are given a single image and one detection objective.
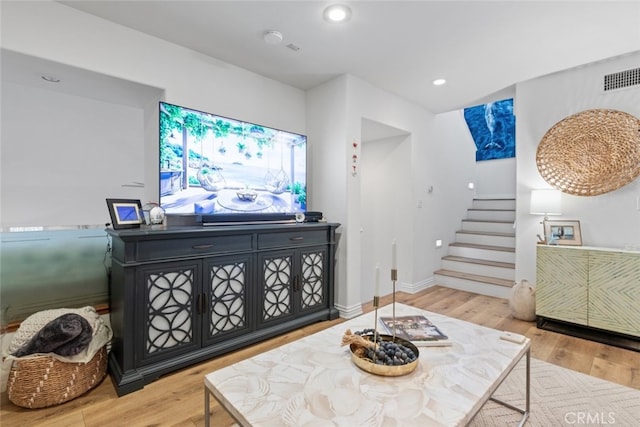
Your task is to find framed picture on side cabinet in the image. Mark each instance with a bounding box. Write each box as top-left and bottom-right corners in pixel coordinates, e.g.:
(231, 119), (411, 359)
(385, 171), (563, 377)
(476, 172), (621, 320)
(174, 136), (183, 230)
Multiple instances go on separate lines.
(543, 220), (582, 246)
(106, 198), (143, 229)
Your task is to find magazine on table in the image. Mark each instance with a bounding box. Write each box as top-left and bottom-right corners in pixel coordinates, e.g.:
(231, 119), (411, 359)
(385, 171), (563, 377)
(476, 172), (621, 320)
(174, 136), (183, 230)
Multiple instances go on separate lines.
(379, 314), (451, 347)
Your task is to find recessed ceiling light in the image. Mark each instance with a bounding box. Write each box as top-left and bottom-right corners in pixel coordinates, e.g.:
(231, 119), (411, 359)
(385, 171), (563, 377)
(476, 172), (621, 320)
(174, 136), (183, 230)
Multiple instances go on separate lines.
(323, 4), (352, 23)
(433, 78), (446, 86)
(41, 75), (61, 83)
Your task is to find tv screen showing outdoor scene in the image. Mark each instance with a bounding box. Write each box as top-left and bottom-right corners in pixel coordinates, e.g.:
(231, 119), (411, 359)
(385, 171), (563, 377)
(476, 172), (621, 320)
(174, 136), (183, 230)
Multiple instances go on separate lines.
(159, 102), (307, 220)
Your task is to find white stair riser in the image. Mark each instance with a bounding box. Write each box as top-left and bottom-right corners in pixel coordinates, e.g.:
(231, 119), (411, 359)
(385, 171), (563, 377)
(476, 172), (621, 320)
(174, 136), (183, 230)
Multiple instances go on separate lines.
(455, 232), (515, 247)
(438, 198), (517, 298)
(472, 199), (515, 210)
(462, 221), (515, 234)
(448, 246), (515, 263)
(467, 210), (515, 222)
(434, 275), (511, 299)
(441, 259), (515, 280)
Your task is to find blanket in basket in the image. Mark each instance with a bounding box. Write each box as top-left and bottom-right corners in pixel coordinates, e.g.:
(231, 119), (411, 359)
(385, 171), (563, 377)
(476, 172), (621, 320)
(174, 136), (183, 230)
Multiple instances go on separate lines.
(4, 306), (112, 363)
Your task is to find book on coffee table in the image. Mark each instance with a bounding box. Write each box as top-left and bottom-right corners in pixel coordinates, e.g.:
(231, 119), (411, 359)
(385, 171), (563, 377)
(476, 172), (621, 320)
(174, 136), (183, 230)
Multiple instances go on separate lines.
(379, 314), (451, 347)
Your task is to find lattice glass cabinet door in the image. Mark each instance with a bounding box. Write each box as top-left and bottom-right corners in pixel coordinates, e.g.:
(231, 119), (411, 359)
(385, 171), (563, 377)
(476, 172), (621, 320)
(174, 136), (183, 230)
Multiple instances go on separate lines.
(299, 247), (327, 311)
(260, 251), (294, 323)
(138, 260), (202, 364)
(259, 247), (328, 326)
(203, 254), (252, 345)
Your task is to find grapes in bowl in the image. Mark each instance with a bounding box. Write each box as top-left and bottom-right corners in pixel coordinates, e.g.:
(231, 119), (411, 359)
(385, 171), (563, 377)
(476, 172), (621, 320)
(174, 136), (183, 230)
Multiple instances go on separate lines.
(342, 329), (419, 376)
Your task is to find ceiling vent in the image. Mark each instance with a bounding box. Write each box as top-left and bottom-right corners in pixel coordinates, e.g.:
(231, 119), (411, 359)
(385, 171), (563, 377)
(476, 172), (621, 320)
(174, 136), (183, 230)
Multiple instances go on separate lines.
(286, 43), (301, 52)
(603, 67), (640, 91)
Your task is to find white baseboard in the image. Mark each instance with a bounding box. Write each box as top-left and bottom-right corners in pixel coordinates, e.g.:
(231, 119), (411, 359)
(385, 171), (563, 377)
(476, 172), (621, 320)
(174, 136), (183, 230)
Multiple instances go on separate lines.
(335, 278), (436, 319)
(397, 278), (435, 294)
(439, 281), (510, 299)
(334, 303), (363, 319)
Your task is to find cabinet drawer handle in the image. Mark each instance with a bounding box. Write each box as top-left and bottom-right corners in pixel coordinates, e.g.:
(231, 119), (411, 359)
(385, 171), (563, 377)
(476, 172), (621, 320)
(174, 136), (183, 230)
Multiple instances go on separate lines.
(289, 236), (304, 241)
(192, 244), (213, 249)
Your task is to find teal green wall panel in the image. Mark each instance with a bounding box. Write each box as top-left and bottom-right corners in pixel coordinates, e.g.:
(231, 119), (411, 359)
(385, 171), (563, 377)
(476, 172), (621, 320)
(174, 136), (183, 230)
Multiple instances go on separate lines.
(1, 228), (110, 324)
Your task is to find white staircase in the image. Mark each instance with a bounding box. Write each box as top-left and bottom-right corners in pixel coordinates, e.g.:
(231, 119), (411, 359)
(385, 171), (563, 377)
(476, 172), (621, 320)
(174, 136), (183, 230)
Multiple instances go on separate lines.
(434, 198), (515, 299)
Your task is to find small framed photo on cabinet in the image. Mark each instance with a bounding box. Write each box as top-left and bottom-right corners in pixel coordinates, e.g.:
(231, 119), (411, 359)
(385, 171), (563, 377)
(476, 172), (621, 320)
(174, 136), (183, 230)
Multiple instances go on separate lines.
(106, 198), (143, 229)
(543, 220), (582, 246)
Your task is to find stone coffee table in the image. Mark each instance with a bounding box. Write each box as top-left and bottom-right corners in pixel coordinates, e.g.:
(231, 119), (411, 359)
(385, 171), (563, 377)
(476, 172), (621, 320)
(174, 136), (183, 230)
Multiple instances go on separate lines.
(204, 302), (530, 426)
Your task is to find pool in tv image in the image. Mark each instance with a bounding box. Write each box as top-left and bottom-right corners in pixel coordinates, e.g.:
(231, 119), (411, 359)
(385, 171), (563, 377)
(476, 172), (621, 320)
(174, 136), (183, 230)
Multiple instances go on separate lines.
(159, 102), (307, 217)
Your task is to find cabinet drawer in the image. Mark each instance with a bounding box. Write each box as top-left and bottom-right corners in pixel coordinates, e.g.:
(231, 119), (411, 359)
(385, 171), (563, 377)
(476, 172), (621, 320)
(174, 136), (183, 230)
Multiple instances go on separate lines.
(137, 235), (253, 261)
(258, 230), (326, 249)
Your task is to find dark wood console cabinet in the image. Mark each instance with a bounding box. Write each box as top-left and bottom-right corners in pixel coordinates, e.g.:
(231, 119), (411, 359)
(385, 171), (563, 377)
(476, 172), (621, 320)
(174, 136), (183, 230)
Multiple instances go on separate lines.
(106, 222), (340, 396)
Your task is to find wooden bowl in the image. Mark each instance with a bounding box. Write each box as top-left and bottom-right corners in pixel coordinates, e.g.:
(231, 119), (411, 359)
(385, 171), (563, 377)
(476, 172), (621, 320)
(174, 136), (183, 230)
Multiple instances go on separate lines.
(349, 334), (419, 377)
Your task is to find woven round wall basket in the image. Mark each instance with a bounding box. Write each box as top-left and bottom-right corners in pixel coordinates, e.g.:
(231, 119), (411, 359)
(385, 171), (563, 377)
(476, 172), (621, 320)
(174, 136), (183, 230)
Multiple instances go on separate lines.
(536, 109), (640, 196)
(7, 346), (108, 409)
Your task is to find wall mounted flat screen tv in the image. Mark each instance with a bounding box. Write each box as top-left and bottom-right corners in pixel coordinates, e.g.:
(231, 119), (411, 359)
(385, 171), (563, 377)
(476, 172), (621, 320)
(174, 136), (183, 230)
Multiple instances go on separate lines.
(159, 102), (307, 223)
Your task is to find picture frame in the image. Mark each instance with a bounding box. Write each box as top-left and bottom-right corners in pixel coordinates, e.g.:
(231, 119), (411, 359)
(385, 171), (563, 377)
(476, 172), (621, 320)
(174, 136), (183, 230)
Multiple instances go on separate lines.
(543, 220), (582, 246)
(106, 198), (143, 229)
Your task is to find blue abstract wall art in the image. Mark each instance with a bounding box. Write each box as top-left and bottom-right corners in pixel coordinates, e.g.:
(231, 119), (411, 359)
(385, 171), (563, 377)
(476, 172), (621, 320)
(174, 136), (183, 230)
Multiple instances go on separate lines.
(463, 98), (515, 161)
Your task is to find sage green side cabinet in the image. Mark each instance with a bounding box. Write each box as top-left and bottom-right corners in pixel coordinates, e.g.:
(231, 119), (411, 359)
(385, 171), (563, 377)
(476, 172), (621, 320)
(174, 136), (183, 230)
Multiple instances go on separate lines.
(588, 250), (640, 337)
(536, 245), (640, 344)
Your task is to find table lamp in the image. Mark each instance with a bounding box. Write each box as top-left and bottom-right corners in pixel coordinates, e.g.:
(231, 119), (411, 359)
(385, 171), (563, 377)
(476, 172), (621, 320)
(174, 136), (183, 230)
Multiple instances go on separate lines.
(530, 189), (561, 243)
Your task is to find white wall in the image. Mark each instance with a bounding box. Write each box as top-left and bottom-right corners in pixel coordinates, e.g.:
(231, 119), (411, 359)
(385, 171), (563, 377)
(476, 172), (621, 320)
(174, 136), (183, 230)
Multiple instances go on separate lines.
(475, 158), (516, 199)
(307, 74), (517, 315)
(0, 2), (306, 131)
(1, 1), (307, 227)
(360, 132), (411, 303)
(515, 52), (640, 283)
(347, 77), (437, 294)
(429, 110), (489, 252)
(309, 75), (476, 316)
(1, 82), (147, 227)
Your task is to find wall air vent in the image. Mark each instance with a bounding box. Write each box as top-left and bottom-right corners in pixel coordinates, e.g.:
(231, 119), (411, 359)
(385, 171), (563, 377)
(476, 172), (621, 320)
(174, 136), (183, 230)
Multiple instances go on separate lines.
(603, 67), (640, 91)
(286, 43), (301, 52)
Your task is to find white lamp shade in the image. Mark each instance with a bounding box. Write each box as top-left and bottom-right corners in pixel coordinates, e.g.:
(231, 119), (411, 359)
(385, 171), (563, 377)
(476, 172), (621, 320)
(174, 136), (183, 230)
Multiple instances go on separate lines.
(530, 189), (562, 215)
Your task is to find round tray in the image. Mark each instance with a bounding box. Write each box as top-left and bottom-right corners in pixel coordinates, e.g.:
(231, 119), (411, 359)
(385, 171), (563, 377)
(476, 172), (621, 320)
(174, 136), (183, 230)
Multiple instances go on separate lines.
(349, 334), (419, 377)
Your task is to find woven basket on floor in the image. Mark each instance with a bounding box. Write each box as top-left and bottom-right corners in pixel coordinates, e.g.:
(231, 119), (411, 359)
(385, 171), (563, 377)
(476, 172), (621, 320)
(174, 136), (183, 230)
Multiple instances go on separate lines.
(536, 109), (640, 196)
(7, 346), (108, 409)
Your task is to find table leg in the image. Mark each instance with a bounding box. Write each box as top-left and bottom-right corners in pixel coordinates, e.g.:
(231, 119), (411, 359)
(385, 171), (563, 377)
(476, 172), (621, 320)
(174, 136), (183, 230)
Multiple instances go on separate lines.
(489, 347), (530, 427)
(205, 385), (211, 427)
(525, 347), (530, 420)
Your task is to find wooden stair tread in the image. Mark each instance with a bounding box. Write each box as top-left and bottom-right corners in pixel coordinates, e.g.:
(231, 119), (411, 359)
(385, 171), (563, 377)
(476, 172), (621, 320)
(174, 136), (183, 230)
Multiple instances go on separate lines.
(434, 269), (514, 288)
(449, 242), (515, 252)
(442, 255), (515, 269)
(461, 219), (514, 224)
(456, 230), (515, 237)
(440, 198), (517, 294)
(468, 208), (515, 212)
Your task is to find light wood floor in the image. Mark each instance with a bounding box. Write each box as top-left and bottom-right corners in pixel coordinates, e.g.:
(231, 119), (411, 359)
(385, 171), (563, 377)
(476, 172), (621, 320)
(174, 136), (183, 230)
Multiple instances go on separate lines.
(2, 286), (638, 426)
